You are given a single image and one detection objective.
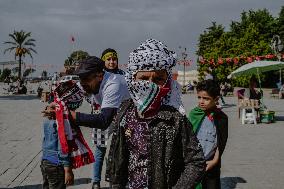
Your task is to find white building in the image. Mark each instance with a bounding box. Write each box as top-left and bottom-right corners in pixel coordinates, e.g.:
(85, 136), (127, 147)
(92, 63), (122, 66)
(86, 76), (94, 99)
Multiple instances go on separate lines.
(177, 70), (199, 86)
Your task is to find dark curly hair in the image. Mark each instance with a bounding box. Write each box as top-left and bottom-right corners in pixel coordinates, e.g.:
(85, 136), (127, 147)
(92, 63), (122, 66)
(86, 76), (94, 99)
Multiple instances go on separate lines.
(196, 79), (220, 98)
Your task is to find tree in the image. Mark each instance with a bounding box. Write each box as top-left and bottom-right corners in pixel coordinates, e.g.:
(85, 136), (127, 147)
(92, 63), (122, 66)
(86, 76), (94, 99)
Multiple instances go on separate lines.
(11, 67), (19, 75)
(196, 8), (280, 86)
(1, 68), (11, 80)
(278, 6), (284, 46)
(64, 50), (89, 74)
(3, 30), (37, 79)
(64, 50), (89, 68)
(23, 68), (36, 77)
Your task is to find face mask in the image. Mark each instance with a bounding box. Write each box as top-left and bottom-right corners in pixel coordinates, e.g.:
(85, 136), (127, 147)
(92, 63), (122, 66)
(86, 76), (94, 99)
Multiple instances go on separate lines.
(129, 79), (171, 118)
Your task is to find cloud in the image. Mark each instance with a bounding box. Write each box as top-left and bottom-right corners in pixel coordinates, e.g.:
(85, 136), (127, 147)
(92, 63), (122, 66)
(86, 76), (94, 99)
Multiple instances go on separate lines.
(0, 0), (283, 74)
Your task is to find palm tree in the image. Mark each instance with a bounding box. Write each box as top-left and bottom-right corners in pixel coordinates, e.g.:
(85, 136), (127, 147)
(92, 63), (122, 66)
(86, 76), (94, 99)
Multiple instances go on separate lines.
(3, 30), (37, 79)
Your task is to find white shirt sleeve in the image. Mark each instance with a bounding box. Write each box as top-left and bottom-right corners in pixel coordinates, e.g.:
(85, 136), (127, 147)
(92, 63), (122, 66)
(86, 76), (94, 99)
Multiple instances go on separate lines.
(101, 79), (124, 109)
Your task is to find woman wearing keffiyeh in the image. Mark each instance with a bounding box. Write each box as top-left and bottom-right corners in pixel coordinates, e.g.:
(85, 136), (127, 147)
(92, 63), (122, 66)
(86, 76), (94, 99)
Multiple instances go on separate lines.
(107, 39), (205, 189)
(41, 80), (94, 189)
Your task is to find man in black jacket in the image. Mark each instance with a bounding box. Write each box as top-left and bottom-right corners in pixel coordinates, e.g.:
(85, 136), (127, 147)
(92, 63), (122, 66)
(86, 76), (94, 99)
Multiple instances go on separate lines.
(107, 39), (205, 189)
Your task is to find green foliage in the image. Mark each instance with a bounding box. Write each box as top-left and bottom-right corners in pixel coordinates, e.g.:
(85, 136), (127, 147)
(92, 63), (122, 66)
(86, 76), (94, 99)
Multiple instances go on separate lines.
(1, 68), (11, 80)
(23, 68), (36, 77)
(64, 50), (89, 68)
(3, 30), (37, 79)
(64, 50), (89, 74)
(197, 8), (282, 87)
(278, 6), (284, 45)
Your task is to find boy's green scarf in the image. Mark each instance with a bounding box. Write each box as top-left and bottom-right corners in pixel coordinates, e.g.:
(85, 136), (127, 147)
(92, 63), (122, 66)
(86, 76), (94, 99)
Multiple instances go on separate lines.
(187, 106), (220, 189)
(188, 107), (207, 134)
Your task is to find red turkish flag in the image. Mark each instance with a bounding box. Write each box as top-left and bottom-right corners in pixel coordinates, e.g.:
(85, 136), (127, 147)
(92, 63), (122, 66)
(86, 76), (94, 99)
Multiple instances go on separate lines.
(70, 35), (75, 42)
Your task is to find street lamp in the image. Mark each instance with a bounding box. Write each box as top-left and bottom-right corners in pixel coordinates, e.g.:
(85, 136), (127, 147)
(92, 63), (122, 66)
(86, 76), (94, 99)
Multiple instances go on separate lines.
(179, 46), (188, 88)
(271, 35), (283, 85)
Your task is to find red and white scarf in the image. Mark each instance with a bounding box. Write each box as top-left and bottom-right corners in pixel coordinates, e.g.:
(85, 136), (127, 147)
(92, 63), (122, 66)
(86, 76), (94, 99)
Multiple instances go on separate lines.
(54, 81), (94, 169)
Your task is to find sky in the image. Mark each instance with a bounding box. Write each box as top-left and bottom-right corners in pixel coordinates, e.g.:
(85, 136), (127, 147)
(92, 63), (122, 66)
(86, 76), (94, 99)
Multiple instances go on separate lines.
(0, 0), (283, 76)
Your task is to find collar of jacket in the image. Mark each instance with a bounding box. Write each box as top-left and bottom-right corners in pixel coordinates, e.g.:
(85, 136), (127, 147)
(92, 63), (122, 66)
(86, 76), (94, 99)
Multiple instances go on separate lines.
(117, 99), (179, 124)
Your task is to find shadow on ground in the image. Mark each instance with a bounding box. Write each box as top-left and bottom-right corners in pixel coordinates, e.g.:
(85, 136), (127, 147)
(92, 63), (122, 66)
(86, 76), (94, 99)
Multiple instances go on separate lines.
(0, 177), (246, 189)
(275, 116), (284, 121)
(0, 95), (39, 101)
(221, 104), (236, 109)
(0, 178), (93, 189)
(73, 178), (92, 186)
(221, 176), (247, 189)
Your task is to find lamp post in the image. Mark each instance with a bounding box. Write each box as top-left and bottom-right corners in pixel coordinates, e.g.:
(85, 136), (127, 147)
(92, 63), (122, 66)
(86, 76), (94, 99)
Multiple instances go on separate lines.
(271, 35), (283, 85)
(179, 46), (188, 88)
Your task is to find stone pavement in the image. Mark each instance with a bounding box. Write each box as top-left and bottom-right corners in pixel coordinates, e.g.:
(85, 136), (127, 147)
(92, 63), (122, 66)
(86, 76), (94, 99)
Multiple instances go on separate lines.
(0, 83), (283, 188)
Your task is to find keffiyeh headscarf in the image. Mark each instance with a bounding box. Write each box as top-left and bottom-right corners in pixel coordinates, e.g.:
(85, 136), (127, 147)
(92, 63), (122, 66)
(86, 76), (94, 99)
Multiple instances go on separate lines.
(54, 80), (95, 169)
(126, 38), (185, 117)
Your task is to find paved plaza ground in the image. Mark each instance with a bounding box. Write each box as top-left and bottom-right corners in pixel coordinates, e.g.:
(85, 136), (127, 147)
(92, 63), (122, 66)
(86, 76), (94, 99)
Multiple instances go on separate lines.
(0, 82), (283, 189)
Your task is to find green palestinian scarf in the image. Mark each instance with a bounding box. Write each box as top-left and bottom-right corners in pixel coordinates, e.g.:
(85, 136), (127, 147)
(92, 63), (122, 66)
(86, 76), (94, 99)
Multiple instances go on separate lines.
(188, 106), (219, 189)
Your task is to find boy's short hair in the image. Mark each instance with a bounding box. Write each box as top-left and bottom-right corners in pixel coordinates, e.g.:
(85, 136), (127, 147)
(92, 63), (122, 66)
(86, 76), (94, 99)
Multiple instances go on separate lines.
(196, 79), (220, 98)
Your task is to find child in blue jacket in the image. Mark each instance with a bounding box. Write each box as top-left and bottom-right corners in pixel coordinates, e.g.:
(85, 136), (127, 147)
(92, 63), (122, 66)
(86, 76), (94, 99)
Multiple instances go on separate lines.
(41, 105), (74, 189)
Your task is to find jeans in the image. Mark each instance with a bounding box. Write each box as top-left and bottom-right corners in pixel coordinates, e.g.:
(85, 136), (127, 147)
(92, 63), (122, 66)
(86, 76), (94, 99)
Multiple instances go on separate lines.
(93, 146), (107, 183)
(41, 160), (66, 189)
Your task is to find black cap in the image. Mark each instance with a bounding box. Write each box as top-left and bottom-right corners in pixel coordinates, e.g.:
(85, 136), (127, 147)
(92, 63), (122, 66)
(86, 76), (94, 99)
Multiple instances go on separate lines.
(73, 56), (104, 77)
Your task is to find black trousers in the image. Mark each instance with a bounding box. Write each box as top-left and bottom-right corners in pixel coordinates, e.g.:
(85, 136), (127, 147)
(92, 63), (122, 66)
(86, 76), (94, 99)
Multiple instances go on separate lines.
(202, 166), (221, 189)
(41, 160), (66, 189)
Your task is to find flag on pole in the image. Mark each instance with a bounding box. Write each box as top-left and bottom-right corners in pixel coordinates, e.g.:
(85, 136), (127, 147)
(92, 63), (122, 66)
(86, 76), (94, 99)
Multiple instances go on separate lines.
(70, 35), (75, 42)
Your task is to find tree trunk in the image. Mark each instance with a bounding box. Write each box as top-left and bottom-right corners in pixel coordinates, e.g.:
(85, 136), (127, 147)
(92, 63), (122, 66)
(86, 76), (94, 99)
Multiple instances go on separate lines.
(18, 55), (22, 79)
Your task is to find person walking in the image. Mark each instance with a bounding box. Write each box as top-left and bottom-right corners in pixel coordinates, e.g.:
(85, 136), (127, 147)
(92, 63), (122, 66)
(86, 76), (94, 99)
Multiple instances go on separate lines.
(188, 80), (228, 189)
(107, 39), (205, 189)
